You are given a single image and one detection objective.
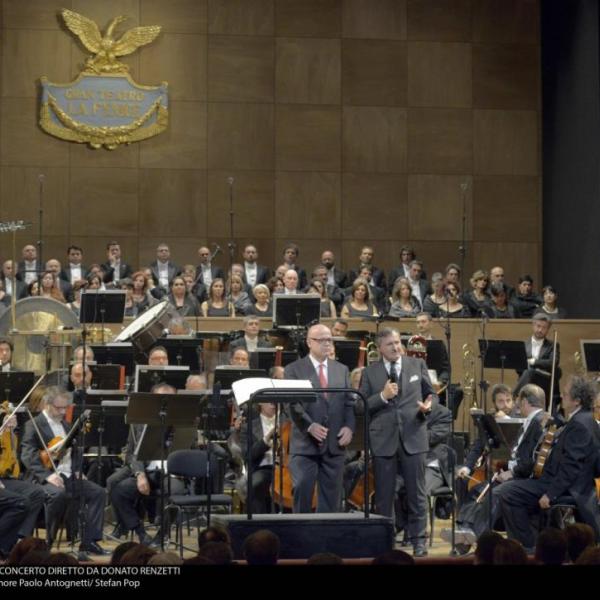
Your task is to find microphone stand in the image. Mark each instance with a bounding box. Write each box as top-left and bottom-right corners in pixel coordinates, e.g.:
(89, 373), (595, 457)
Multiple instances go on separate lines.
(439, 296), (459, 556)
(458, 181), (468, 291)
(227, 177), (235, 284)
(37, 174), (45, 295)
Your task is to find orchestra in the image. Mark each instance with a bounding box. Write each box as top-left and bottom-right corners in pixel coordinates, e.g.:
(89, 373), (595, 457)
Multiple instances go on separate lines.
(0, 240), (599, 561)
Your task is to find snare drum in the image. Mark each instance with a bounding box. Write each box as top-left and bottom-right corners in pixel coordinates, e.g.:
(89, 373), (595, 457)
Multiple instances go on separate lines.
(114, 301), (175, 352)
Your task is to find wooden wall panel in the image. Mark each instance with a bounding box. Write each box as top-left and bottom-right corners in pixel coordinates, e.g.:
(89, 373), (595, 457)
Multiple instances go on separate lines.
(69, 139), (140, 169)
(407, 0), (472, 42)
(207, 170), (274, 239)
(276, 38), (340, 105)
(139, 169), (207, 237)
(471, 242), (540, 286)
(209, 36), (274, 103)
(208, 103), (273, 170)
(208, 0), (274, 36)
(1, 98), (69, 167)
(473, 0), (539, 44)
(415, 240), (474, 281)
(342, 0), (407, 40)
(473, 176), (540, 242)
(343, 106), (407, 173)
(139, 33), (207, 101)
(408, 174), (473, 242)
(275, 171), (341, 240)
(0, 166), (70, 235)
(408, 108), (472, 173)
(342, 40), (407, 106)
(72, 0), (140, 25)
(140, 0), (207, 34)
(275, 0), (341, 37)
(2, 30), (72, 98)
(69, 168), (139, 237)
(342, 173), (408, 240)
(0, 1), (542, 288)
(408, 42), (472, 108)
(3, 0), (72, 29)
(474, 109), (538, 175)
(276, 105), (340, 171)
(473, 44), (539, 110)
(139, 101), (207, 169)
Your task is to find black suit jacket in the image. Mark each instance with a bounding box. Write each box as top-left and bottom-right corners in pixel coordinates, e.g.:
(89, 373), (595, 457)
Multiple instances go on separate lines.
(101, 261), (134, 284)
(149, 261), (181, 288)
(194, 264), (225, 286)
(59, 265), (88, 284)
(0, 277), (26, 299)
(239, 417), (271, 471)
(21, 412), (80, 483)
(524, 338), (560, 373)
(349, 265), (386, 291)
(426, 403), (453, 485)
(229, 337), (273, 352)
(244, 264), (270, 286)
(284, 356), (355, 456)
(511, 411), (544, 479)
(359, 356), (435, 457)
(16, 260), (38, 282)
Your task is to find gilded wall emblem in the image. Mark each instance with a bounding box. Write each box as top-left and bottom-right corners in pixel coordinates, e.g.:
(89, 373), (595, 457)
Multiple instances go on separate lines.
(39, 9), (168, 149)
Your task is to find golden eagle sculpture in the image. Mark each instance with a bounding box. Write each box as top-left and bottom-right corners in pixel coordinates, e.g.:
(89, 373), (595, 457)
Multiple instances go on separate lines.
(61, 8), (161, 73)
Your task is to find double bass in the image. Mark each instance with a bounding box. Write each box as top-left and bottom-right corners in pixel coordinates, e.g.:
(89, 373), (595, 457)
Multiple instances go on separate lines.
(271, 347), (317, 510)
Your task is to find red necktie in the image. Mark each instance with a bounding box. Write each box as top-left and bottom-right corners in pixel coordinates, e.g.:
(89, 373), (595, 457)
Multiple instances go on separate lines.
(318, 363), (328, 395)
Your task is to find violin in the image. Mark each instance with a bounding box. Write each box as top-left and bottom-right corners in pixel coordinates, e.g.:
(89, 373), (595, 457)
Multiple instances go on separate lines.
(533, 331), (559, 478)
(0, 401), (20, 478)
(40, 409), (91, 470)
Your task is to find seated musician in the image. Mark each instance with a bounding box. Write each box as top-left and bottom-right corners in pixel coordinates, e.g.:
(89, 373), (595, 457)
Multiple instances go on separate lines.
(185, 374), (208, 391)
(107, 383), (185, 545)
(238, 402), (279, 513)
(148, 346), (169, 367)
(442, 384), (545, 552)
(414, 313), (449, 389)
(496, 376), (600, 551)
(230, 347), (250, 367)
(0, 338), (19, 372)
(20, 386), (108, 556)
(0, 407), (45, 558)
(514, 313), (561, 408)
(229, 316), (273, 353)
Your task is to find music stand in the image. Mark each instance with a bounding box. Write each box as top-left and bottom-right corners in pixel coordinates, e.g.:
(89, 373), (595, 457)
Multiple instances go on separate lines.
(158, 337), (203, 372)
(79, 289), (126, 327)
(250, 349), (297, 371)
(89, 343), (135, 377)
(89, 364), (123, 390)
(134, 365), (190, 392)
(479, 339), (528, 382)
(333, 340), (361, 370)
(213, 367), (266, 391)
(127, 392), (201, 550)
(581, 340), (600, 373)
(0, 371), (35, 403)
(83, 389), (129, 485)
(272, 294), (320, 329)
(471, 409), (509, 531)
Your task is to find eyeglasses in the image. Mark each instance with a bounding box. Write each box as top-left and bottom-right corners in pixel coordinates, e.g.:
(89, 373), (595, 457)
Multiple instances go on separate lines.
(309, 338), (333, 345)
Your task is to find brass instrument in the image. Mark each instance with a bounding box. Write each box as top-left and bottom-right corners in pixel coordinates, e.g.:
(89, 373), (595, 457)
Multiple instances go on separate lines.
(574, 351), (586, 376)
(462, 343), (477, 408)
(366, 340), (380, 364)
